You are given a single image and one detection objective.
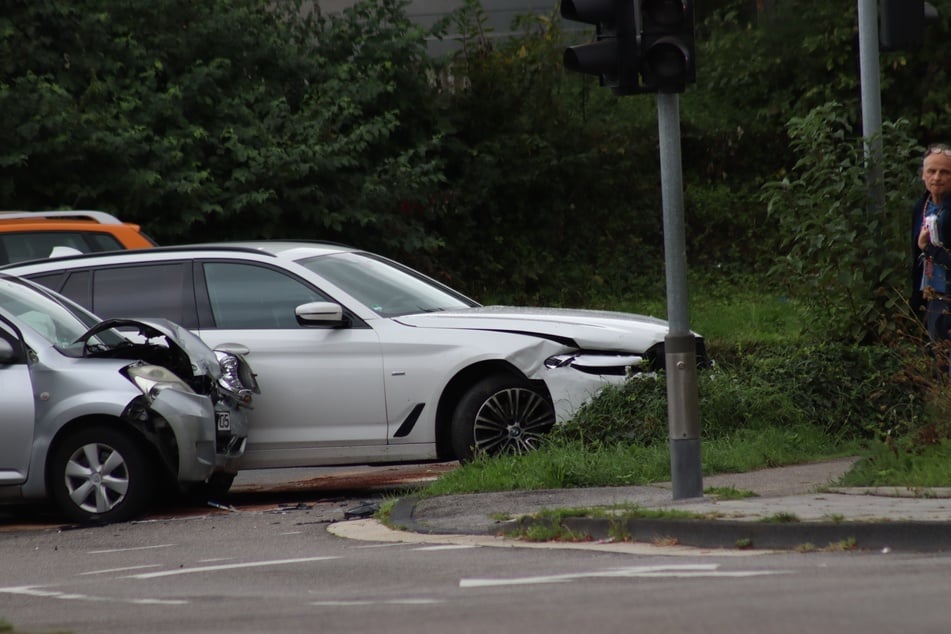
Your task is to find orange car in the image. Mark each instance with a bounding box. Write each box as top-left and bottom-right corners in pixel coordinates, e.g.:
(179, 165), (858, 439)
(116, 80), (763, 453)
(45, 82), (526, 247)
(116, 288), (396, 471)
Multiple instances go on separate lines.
(0, 210), (157, 265)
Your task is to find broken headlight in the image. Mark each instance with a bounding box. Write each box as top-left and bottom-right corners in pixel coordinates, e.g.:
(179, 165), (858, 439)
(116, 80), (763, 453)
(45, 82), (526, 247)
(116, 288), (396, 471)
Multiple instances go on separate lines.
(544, 353), (647, 376)
(125, 362), (195, 401)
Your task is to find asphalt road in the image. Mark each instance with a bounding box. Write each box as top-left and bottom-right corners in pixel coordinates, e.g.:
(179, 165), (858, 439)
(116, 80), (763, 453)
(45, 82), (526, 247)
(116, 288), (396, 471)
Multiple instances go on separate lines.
(0, 462), (458, 532)
(2, 464), (951, 633)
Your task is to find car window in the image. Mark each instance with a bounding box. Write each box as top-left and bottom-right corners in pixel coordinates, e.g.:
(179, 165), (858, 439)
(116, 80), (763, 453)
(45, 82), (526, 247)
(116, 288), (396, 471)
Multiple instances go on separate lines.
(0, 231), (124, 264)
(202, 262), (328, 329)
(0, 317), (26, 363)
(91, 263), (196, 327)
(60, 270), (91, 305)
(0, 278), (97, 348)
(297, 252), (475, 317)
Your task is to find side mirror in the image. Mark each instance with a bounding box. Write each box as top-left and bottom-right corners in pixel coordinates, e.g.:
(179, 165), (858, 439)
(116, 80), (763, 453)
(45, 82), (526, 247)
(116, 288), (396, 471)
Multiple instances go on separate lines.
(295, 301), (345, 325)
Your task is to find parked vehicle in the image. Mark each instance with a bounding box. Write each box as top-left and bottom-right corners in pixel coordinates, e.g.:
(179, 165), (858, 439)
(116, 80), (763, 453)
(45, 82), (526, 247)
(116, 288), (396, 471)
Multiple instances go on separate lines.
(0, 274), (256, 523)
(0, 210), (156, 265)
(2, 241), (708, 466)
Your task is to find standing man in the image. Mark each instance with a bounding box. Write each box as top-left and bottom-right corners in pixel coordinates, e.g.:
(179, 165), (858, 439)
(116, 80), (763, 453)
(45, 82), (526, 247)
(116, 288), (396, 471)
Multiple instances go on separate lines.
(915, 144), (951, 341)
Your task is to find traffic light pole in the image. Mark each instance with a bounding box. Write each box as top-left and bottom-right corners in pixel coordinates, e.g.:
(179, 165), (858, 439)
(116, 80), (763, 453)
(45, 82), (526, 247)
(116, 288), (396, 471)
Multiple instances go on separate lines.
(559, 0), (700, 499)
(657, 92), (703, 500)
(857, 0), (885, 218)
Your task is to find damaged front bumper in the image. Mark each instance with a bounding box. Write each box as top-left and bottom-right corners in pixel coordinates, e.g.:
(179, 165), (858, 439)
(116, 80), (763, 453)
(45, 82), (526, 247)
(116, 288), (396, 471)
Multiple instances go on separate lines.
(212, 398), (250, 475)
(140, 389), (218, 483)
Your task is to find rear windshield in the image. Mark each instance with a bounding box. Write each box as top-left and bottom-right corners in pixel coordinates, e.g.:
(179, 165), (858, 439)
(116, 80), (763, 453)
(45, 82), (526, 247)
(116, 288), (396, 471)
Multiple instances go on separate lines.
(0, 231), (123, 265)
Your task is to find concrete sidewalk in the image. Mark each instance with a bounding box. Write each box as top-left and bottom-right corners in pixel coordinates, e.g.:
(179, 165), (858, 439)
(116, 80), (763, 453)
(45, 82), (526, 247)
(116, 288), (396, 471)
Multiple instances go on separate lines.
(387, 458), (951, 552)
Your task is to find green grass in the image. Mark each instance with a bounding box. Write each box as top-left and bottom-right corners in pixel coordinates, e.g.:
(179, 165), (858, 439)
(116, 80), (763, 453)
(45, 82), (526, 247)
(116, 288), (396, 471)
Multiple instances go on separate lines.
(419, 284), (948, 498)
(617, 282), (808, 348)
(705, 486), (758, 500)
(838, 440), (951, 488)
(424, 424), (862, 497)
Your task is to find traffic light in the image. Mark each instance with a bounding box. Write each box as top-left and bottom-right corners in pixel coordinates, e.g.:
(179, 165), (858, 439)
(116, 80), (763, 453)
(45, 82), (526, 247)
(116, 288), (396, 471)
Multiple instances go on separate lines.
(879, 0), (938, 51)
(639, 0), (695, 93)
(561, 0), (639, 94)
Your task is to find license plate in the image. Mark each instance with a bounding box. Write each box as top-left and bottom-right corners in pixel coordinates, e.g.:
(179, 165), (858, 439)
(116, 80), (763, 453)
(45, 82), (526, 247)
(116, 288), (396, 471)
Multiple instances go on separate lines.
(215, 411), (231, 431)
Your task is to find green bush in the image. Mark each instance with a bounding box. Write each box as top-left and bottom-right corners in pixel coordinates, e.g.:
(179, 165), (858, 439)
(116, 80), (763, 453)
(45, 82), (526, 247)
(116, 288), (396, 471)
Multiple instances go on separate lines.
(558, 341), (930, 448)
(761, 102), (921, 343)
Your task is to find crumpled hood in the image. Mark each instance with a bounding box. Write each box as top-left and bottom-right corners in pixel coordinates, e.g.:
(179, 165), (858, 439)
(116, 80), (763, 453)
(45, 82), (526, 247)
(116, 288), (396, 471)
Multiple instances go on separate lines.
(76, 317), (221, 378)
(393, 306), (670, 351)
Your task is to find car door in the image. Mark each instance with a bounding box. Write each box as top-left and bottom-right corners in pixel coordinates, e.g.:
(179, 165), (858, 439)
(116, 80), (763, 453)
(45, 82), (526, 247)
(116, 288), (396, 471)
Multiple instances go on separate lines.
(0, 317), (35, 484)
(194, 260), (387, 463)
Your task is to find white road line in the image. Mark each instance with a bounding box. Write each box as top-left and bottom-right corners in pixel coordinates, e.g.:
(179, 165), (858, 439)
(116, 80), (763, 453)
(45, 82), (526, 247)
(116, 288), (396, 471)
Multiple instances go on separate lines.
(412, 545), (477, 551)
(79, 565), (163, 576)
(87, 544), (176, 554)
(459, 564), (792, 588)
(0, 585), (187, 605)
(310, 599), (444, 606)
(127, 556), (340, 579)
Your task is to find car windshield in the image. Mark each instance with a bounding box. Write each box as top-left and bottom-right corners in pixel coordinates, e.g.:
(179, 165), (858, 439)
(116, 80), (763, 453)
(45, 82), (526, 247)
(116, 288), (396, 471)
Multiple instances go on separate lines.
(0, 277), (122, 353)
(296, 251), (478, 317)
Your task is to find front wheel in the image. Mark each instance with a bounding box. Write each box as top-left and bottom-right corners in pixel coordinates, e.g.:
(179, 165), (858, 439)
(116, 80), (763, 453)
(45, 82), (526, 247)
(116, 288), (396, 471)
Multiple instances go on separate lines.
(450, 374), (556, 462)
(49, 426), (155, 524)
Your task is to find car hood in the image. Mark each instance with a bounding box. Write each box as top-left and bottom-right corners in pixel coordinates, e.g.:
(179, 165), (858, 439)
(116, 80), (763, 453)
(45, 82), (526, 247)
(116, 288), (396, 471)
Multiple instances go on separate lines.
(76, 317), (221, 378)
(392, 306), (670, 350)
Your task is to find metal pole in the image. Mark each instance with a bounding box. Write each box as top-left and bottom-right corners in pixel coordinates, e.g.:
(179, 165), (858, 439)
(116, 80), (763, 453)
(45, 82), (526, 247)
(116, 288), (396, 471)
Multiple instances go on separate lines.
(657, 92), (702, 500)
(858, 0), (885, 216)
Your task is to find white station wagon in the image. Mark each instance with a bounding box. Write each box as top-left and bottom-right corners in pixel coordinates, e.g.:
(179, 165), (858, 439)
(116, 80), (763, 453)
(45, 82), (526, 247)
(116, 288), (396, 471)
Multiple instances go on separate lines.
(3, 241), (708, 467)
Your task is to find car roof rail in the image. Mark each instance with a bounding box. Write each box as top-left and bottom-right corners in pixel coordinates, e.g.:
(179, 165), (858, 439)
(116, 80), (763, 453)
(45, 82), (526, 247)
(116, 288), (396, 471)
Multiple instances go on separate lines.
(0, 210), (124, 225)
(0, 243), (281, 271)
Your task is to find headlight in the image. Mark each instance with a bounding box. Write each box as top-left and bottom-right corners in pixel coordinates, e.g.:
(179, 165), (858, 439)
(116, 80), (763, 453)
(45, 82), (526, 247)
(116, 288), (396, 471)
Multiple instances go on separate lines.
(214, 351), (255, 406)
(544, 353), (646, 376)
(125, 363), (195, 400)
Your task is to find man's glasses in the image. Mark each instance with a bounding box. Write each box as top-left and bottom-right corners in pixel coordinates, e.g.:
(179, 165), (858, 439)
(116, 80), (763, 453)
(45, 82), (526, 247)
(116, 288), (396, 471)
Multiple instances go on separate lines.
(926, 144), (951, 158)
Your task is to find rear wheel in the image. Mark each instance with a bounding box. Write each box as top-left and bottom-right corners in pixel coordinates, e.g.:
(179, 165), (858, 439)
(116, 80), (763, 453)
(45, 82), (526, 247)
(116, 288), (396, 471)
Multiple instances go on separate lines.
(450, 374), (556, 462)
(49, 426), (155, 524)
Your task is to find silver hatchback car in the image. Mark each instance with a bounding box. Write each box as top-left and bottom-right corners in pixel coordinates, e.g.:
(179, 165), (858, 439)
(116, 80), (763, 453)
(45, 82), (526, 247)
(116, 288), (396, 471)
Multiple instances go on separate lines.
(0, 274), (257, 523)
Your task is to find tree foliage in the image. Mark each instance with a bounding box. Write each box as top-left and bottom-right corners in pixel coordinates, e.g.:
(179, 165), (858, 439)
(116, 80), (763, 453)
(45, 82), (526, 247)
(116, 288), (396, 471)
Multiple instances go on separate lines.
(761, 103), (921, 343)
(2, 0), (951, 339)
(0, 0), (446, 253)
(422, 0), (665, 303)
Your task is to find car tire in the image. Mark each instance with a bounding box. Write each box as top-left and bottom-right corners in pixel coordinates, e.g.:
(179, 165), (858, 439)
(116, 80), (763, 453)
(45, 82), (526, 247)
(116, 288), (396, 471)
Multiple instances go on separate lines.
(49, 426), (155, 524)
(450, 374), (556, 462)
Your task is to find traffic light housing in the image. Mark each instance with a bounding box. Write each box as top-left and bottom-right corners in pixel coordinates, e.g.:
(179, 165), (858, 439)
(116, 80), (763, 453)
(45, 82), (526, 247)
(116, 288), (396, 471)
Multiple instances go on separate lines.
(561, 0), (696, 95)
(879, 0), (938, 51)
(561, 0), (638, 94)
(639, 0), (696, 93)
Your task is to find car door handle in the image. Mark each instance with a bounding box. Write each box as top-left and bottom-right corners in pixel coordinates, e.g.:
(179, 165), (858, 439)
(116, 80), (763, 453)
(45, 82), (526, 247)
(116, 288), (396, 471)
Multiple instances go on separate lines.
(214, 342), (250, 356)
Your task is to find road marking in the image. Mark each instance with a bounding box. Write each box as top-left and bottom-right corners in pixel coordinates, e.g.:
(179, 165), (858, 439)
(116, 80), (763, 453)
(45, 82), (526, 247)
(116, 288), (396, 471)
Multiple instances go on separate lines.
(310, 599), (444, 606)
(459, 564), (791, 588)
(79, 565), (162, 576)
(87, 544), (176, 554)
(0, 585), (187, 605)
(413, 545), (477, 551)
(127, 556), (340, 579)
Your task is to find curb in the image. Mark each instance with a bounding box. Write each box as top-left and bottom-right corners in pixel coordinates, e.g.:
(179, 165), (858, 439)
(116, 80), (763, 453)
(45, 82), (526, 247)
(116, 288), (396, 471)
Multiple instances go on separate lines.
(556, 517), (951, 552)
(390, 496), (501, 535)
(392, 496), (951, 552)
